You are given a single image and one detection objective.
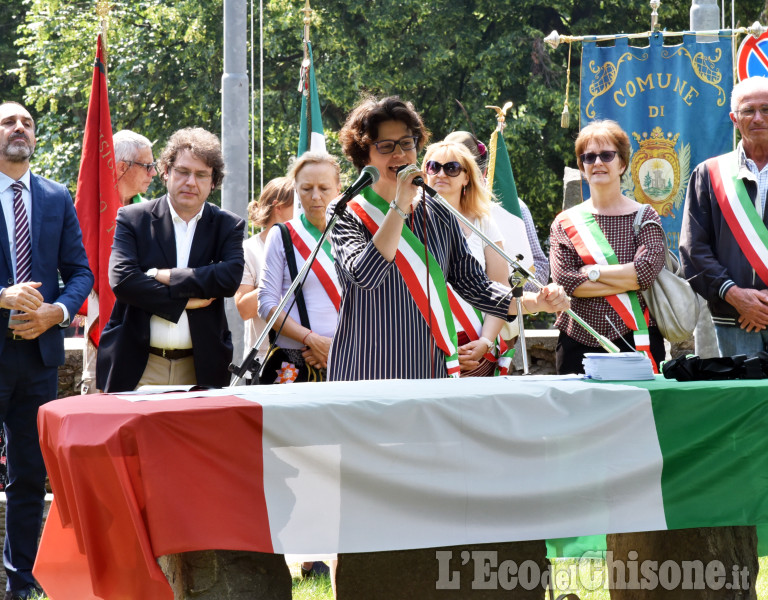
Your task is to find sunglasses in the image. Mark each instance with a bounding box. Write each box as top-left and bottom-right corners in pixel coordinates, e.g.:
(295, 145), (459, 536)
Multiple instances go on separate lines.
(125, 160), (157, 174)
(425, 160), (465, 177)
(579, 151), (618, 165)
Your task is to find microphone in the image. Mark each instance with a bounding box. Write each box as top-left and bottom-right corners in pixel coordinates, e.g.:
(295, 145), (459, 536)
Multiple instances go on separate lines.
(396, 165), (437, 196)
(333, 165), (380, 215)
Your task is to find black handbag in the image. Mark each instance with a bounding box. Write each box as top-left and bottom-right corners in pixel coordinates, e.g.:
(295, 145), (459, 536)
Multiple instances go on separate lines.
(662, 352), (768, 381)
(259, 223), (325, 385)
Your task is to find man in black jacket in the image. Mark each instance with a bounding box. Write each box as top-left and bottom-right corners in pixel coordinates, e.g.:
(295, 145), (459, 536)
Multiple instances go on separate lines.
(96, 127), (244, 392)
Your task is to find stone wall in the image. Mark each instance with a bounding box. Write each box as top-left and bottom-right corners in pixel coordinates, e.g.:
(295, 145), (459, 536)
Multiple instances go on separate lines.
(58, 338), (84, 399)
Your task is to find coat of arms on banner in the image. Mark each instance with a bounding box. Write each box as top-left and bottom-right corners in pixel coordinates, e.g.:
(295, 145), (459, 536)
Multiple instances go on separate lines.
(624, 127), (690, 217)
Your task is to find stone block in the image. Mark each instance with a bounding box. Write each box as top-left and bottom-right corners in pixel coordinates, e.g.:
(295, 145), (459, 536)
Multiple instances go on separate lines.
(58, 338), (84, 399)
(607, 526), (758, 599)
(511, 330), (558, 375)
(563, 167), (584, 211)
(159, 550), (292, 600)
(335, 540), (548, 599)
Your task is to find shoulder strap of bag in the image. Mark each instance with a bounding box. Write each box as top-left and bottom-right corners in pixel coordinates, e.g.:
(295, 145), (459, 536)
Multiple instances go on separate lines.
(633, 205), (676, 272)
(275, 223), (312, 331)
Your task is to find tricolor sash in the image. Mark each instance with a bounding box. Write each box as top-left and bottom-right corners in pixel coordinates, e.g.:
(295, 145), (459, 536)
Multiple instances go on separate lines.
(447, 285), (510, 368)
(347, 188), (460, 376)
(558, 203), (655, 370)
(708, 151), (768, 287)
(284, 215), (341, 311)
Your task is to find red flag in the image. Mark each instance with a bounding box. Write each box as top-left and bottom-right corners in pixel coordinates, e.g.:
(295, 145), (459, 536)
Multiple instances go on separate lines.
(74, 34), (121, 347)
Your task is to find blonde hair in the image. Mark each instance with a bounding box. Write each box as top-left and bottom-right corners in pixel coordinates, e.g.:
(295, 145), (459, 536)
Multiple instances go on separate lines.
(287, 151), (341, 184)
(248, 177), (294, 228)
(422, 141), (492, 218)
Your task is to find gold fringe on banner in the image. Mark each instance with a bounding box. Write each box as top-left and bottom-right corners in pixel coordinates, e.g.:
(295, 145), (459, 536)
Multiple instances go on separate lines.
(484, 102), (512, 191)
(560, 42), (572, 129)
(97, 0), (110, 74)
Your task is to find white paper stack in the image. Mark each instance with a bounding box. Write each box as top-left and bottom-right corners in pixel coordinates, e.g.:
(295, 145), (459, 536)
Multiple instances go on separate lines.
(582, 352), (655, 380)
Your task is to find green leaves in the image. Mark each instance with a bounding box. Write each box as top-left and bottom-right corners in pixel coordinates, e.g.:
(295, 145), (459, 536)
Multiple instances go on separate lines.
(3, 0), (758, 238)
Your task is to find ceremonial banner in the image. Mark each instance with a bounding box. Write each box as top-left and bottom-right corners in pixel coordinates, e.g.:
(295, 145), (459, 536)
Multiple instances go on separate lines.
(580, 32), (733, 253)
(74, 34), (121, 345)
(297, 40), (325, 156)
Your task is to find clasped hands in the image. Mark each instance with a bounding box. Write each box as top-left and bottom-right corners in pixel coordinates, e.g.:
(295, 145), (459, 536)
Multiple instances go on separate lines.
(726, 286), (768, 332)
(0, 282), (62, 339)
(523, 283), (570, 314)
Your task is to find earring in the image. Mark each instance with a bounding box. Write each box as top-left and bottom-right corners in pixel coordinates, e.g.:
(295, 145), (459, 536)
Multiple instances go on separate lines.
(461, 185), (467, 198)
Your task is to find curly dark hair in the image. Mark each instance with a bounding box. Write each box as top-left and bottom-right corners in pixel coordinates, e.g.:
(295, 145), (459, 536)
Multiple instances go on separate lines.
(339, 95), (430, 170)
(158, 127), (226, 189)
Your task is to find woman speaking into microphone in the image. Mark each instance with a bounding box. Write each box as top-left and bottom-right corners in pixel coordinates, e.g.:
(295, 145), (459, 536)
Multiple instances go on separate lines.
(326, 95), (569, 381)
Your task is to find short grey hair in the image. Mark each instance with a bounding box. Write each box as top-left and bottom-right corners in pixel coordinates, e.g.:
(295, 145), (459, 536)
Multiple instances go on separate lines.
(113, 130), (153, 164)
(731, 76), (768, 113)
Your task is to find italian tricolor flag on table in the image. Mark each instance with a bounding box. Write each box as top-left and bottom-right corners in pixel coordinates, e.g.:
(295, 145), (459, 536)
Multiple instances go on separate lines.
(246, 377), (768, 556)
(34, 376), (768, 600)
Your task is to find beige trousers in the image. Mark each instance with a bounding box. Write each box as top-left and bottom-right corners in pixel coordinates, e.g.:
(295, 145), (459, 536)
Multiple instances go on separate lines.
(135, 353), (197, 389)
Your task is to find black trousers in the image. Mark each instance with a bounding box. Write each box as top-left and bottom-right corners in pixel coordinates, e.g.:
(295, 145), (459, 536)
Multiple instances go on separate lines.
(555, 326), (666, 375)
(0, 339), (56, 593)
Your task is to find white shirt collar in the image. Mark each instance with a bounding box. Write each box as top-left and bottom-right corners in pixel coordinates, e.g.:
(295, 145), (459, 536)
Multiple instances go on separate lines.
(165, 196), (206, 225)
(0, 168), (31, 194)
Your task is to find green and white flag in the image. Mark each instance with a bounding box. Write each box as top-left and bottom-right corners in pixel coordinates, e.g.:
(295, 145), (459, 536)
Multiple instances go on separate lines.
(297, 41), (325, 156)
(487, 128), (534, 276)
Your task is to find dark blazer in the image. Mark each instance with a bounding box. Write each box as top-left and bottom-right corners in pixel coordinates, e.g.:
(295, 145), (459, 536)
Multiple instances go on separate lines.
(0, 173), (92, 367)
(96, 196), (245, 392)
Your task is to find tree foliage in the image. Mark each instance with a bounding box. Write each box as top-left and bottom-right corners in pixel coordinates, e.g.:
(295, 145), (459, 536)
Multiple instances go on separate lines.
(3, 0), (764, 238)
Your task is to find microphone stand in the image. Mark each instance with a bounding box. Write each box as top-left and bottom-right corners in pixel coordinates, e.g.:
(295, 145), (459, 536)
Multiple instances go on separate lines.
(421, 186), (620, 354)
(508, 270), (529, 375)
(228, 198), (353, 387)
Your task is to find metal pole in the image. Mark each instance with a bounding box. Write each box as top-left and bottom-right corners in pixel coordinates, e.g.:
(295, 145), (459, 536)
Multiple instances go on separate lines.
(222, 0), (249, 362)
(515, 295), (529, 374)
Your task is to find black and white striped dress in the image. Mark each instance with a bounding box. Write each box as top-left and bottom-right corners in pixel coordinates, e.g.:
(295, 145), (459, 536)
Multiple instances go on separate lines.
(327, 192), (515, 381)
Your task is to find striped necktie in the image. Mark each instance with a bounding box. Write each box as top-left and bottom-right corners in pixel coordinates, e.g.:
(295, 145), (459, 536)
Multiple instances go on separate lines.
(11, 181), (31, 283)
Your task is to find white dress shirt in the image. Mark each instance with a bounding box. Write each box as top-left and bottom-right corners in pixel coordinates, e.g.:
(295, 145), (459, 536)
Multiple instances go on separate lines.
(148, 199), (205, 349)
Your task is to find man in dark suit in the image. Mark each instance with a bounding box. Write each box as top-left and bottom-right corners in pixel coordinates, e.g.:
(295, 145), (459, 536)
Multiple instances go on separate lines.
(96, 127), (244, 392)
(0, 101), (92, 599)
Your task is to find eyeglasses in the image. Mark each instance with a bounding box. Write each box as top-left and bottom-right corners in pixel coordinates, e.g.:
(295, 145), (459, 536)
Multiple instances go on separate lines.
(171, 166), (213, 182)
(372, 136), (419, 155)
(735, 106), (768, 119)
(579, 151), (618, 165)
(126, 160), (157, 174)
(425, 160), (465, 177)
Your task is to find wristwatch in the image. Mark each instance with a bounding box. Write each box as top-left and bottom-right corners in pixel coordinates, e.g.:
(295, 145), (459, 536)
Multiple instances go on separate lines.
(389, 200), (409, 220)
(146, 268), (159, 279)
(586, 265), (601, 282)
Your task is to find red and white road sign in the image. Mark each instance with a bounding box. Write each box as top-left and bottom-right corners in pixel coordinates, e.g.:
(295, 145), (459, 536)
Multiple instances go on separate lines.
(738, 32), (768, 81)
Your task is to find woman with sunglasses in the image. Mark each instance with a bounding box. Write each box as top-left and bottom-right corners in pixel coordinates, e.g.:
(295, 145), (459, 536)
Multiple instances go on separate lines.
(421, 141), (510, 376)
(327, 95), (569, 381)
(549, 120), (666, 374)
